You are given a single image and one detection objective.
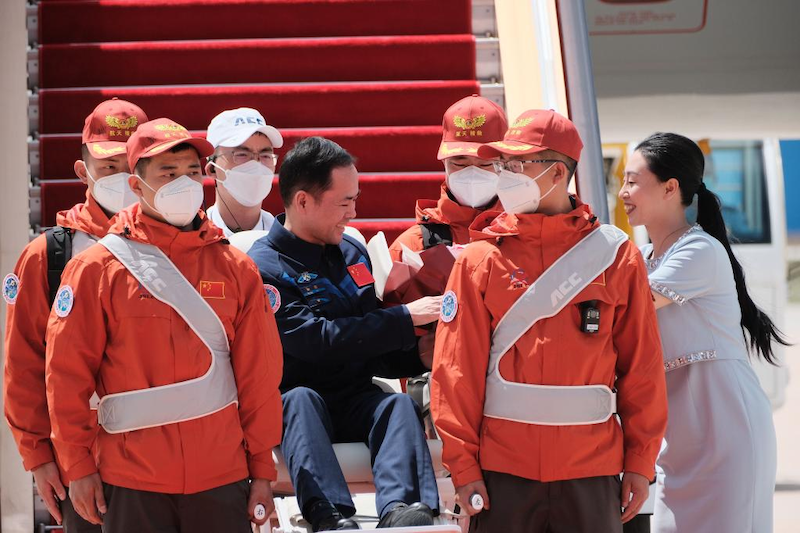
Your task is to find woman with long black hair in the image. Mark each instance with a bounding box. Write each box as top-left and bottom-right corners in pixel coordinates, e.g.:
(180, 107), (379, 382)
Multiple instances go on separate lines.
(618, 132), (786, 533)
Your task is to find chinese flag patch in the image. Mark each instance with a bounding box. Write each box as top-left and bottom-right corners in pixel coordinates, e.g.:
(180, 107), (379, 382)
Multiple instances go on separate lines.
(347, 263), (374, 288)
(200, 281), (225, 299)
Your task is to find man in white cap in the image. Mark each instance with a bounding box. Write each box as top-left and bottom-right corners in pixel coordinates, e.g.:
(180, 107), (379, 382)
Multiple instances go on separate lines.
(205, 107), (284, 236)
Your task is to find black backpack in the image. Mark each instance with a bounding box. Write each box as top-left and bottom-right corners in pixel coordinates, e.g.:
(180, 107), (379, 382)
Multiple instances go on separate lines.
(44, 226), (73, 306)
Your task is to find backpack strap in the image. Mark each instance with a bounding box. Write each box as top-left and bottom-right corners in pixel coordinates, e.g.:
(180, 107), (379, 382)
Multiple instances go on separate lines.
(45, 226), (73, 306)
(419, 223), (453, 249)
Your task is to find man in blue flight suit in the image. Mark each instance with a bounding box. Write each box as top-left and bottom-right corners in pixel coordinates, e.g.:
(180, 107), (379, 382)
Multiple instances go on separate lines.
(248, 137), (443, 531)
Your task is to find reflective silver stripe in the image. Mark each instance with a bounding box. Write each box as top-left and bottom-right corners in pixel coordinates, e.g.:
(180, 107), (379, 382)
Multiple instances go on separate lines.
(96, 234), (238, 434)
(72, 230), (99, 256)
(484, 225), (628, 426)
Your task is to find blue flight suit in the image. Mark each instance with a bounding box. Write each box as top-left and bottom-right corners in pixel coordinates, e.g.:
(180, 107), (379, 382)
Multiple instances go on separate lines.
(248, 219), (439, 519)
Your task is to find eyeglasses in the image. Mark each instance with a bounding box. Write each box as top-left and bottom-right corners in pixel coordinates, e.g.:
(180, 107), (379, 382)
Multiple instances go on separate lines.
(493, 159), (561, 174)
(220, 148), (278, 167)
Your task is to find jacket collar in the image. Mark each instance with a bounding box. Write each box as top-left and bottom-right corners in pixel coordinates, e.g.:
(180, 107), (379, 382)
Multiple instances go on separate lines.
(469, 196), (597, 241)
(415, 183), (500, 228)
(267, 214), (345, 270)
(55, 189), (115, 237)
(108, 203), (224, 254)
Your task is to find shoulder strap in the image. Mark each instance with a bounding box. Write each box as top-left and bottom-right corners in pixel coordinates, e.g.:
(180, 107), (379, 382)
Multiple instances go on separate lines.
(45, 226), (73, 306)
(483, 225), (629, 426)
(95, 234), (238, 434)
(419, 223), (453, 249)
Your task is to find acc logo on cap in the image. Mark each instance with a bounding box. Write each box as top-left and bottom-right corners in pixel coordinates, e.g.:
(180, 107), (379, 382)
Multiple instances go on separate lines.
(264, 284), (281, 313)
(234, 116), (265, 126)
(440, 290), (458, 323)
(54, 285), (74, 318)
(3, 273), (20, 305)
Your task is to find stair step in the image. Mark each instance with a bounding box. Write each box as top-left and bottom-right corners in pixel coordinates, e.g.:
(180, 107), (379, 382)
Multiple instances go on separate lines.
(36, 0), (473, 45)
(36, 35), (478, 89)
(31, 125), (447, 179)
(32, 80), (482, 134)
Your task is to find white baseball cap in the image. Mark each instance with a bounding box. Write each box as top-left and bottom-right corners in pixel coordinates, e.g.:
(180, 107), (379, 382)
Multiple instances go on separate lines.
(206, 107), (284, 149)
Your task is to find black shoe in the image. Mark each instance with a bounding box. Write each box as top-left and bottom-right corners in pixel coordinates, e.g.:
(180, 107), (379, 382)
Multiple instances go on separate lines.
(307, 500), (361, 531)
(377, 502), (434, 528)
(317, 517), (361, 531)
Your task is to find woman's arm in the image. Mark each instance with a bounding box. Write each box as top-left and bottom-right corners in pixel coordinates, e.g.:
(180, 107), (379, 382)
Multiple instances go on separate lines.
(651, 290), (674, 309)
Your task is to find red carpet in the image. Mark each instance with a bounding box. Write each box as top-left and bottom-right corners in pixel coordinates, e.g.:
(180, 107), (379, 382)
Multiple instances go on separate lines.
(39, 81), (480, 134)
(39, 0), (472, 44)
(34, 0), (479, 239)
(39, 35), (476, 88)
(38, 126), (443, 180)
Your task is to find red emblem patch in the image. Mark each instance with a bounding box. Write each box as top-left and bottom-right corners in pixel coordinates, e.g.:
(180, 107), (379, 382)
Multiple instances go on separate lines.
(347, 263), (374, 288)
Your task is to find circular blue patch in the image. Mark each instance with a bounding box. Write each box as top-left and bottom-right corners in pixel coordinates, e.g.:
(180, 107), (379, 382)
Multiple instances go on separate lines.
(264, 284), (281, 313)
(54, 285), (74, 318)
(3, 273), (20, 305)
(440, 290), (458, 323)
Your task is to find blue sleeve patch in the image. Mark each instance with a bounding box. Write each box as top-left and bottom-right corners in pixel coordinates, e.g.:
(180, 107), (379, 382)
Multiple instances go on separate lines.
(440, 290), (458, 323)
(54, 285), (74, 318)
(3, 273), (20, 304)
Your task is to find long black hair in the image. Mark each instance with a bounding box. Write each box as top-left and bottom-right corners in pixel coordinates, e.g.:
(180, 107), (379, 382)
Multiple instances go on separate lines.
(636, 132), (788, 364)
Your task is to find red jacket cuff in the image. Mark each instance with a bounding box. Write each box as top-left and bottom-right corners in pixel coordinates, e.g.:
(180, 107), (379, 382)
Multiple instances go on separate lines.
(22, 443), (56, 472)
(248, 455), (277, 482)
(624, 451), (656, 481)
(450, 463), (484, 489)
(65, 454), (98, 483)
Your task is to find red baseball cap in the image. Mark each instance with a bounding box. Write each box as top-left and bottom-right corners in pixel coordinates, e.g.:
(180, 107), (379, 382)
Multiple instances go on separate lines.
(82, 98), (149, 160)
(437, 95), (508, 160)
(127, 118), (214, 172)
(477, 109), (583, 162)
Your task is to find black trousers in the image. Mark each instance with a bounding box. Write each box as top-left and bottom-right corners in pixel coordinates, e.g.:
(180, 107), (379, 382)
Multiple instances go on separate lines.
(61, 492), (102, 533)
(101, 480), (250, 533)
(468, 471), (624, 533)
(623, 514), (651, 533)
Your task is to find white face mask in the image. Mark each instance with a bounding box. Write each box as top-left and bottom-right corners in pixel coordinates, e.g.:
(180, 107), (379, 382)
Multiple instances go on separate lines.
(211, 160), (273, 207)
(496, 163), (557, 214)
(138, 175), (204, 227)
(86, 167), (137, 214)
(446, 166), (499, 208)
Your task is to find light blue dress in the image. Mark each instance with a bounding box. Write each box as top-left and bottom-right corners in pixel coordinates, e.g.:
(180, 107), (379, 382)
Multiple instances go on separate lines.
(642, 225), (776, 533)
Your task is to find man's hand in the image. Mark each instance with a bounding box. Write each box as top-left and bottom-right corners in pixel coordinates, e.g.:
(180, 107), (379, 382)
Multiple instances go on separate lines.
(248, 478), (274, 527)
(406, 296), (443, 326)
(69, 473), (106, 525)
(417, 331), (436, 369)
(32, 461), (66, 525)
(620, 472), (650, 523)
(455, 480), (490, 516)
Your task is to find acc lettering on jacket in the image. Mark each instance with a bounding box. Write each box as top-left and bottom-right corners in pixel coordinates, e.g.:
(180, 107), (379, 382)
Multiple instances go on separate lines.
(550, 273), (583, 307)
(132, 257), (168, 293)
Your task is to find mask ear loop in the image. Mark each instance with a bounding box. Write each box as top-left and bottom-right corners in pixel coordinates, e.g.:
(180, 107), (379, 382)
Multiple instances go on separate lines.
(209, 161), (244, 232)
(532, 162), (559, 202)
(133, 175), (160, 215)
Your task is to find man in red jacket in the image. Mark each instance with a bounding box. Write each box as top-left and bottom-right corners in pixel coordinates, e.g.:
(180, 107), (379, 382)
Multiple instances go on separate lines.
(3, 98), (147, 531)
(431, 109), (667, 532)
(389, 95), (507, 260)
(45, 118), (284, 532)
